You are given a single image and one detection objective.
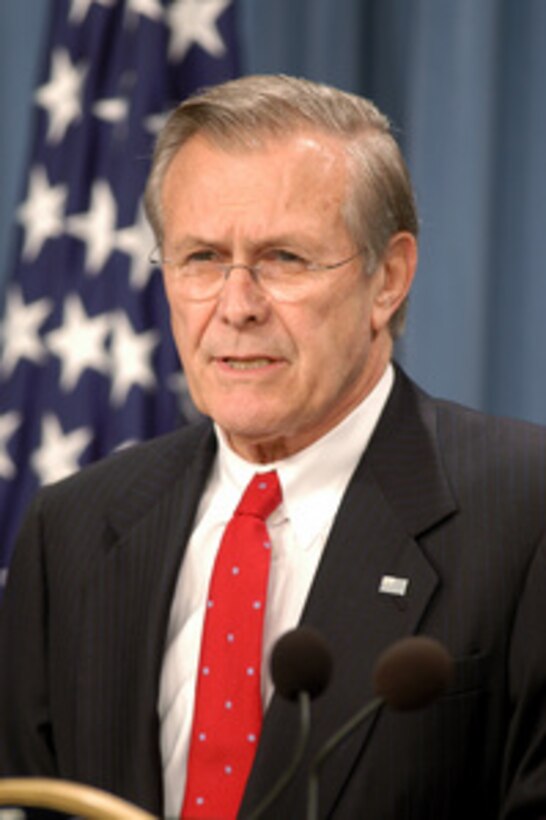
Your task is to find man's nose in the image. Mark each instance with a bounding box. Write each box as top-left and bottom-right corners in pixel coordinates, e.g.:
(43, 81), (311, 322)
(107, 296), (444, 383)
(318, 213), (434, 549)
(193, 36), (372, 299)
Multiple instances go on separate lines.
(215, 265), (270, 327)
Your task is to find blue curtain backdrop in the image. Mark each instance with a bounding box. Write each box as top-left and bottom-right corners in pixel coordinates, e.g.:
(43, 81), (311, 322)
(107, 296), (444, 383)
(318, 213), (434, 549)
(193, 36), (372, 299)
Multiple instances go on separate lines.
(2, 0), (546, 425)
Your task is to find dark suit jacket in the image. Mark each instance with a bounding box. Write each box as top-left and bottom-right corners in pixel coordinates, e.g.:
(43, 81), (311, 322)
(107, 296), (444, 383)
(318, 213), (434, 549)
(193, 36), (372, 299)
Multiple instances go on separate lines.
(1, 368), (546, 819)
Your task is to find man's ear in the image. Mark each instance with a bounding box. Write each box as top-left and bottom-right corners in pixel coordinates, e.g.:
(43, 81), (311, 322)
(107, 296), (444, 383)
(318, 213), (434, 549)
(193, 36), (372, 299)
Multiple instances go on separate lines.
(371, 232), (418, 333)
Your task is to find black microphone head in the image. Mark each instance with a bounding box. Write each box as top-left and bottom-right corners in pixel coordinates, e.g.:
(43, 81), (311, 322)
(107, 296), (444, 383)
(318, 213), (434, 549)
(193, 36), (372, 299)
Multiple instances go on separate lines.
(372, 636), (453, 711)
(270, 626), (333, 702)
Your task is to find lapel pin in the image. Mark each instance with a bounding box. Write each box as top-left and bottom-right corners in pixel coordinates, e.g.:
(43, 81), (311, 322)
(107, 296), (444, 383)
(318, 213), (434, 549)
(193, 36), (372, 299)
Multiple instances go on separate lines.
(379, 575), (409, 597)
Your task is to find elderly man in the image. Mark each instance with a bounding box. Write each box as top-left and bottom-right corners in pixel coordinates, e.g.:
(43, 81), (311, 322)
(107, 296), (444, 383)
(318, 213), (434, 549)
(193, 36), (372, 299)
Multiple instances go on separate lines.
(1, 75), (546, 819)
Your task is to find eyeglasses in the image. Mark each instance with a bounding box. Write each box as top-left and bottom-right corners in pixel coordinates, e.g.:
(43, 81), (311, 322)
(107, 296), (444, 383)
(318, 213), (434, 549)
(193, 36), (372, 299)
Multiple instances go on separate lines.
(148, 247), (366, 303)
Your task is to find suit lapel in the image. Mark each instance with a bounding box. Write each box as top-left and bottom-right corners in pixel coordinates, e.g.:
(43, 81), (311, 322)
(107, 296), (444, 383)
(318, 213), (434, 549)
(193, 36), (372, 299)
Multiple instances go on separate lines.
(75, 424), (216, 811)
(241, 369), (457, 818)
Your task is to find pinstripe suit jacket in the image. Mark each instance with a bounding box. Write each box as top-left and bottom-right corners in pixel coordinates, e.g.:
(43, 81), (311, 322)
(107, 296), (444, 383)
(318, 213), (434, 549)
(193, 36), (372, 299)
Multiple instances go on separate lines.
(1, 367), (546, 819)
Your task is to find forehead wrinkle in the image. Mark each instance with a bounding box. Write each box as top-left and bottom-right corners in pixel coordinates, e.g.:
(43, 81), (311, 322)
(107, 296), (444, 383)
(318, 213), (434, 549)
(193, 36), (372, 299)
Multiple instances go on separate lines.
(162, 131), (353, 252)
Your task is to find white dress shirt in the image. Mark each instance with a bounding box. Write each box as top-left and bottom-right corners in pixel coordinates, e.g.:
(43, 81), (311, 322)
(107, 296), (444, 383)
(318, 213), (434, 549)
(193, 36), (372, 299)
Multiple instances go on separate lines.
(158, 364), (394, 817)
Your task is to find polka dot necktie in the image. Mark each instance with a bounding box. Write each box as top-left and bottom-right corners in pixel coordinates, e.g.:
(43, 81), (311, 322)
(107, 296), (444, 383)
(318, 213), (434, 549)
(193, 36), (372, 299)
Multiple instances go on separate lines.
(181, 470), (282, 819)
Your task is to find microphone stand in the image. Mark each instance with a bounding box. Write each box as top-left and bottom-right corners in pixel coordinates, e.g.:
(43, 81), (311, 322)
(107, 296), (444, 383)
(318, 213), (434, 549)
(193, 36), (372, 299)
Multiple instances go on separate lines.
(244, 690), (311, 820)
(306, 696), (384, 820)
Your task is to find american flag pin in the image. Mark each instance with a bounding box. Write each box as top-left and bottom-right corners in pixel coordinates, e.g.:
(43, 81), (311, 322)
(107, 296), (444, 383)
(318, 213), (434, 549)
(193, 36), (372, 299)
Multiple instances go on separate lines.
(379, 575), (409, 597)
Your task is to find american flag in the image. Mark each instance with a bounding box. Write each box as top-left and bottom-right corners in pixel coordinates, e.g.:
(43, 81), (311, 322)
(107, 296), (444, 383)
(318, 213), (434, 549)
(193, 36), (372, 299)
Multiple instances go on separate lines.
(0, 0), (239, 592)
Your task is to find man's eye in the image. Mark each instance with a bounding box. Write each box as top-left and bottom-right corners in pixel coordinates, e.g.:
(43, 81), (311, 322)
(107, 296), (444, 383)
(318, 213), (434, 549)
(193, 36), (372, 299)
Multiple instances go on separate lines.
(185, 250), (219, 264)
(265, 249), (305, 265)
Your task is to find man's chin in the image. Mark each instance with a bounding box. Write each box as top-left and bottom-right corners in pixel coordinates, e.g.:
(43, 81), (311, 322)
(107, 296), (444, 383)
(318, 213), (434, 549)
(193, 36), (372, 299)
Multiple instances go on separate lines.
(216, 415), (293, 462)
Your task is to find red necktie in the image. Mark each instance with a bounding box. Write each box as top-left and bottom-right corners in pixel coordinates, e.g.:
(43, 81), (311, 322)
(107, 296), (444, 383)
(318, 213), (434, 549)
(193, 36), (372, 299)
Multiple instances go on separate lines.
(181, 470), (282, 820)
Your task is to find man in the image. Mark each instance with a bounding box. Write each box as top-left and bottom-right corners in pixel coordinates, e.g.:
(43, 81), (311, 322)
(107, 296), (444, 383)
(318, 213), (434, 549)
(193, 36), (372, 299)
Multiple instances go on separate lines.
(1, 75), (546, 819)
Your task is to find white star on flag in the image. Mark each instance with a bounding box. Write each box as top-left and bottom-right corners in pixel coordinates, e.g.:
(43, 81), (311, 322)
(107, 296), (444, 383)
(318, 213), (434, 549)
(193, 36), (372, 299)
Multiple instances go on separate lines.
(17, 166), (68, 261)
(115, 206), (157, 289)
(126, 0), (163, 23)
(92, 97), (130, 124)
(31, 414), (93, 486)
(0, 413), (22, 480)
(144, 112), (168, 136)
(46, 295), (111, 390)
(66, 179), (118, 274)
(0, 288), (53, 377)
(35, 48), (88, 144)
(68, 0), (116, 24)
(166, 0), (232, 62)
(109, 312), (160, 405)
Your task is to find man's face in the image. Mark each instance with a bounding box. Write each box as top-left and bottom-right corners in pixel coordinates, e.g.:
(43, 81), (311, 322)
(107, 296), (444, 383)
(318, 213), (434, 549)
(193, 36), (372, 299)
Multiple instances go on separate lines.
(160, 130), (410, 462)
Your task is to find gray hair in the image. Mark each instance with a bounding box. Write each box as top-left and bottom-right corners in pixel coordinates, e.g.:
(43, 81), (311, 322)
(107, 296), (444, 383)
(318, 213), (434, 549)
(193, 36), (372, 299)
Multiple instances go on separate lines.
(144, 74), (418, 335)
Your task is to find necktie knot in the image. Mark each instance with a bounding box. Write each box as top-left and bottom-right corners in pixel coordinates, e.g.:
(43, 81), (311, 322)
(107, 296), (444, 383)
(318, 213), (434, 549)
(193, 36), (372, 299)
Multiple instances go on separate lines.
(235, 470), (282, 520)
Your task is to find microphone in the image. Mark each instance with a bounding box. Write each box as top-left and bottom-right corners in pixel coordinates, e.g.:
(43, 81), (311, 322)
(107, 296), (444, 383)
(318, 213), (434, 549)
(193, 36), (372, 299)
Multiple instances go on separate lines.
(306, 635), (453, 820)
(244, 626), (333, 820)
(372, 634), (452, 710)
(270, 625), (333, 701)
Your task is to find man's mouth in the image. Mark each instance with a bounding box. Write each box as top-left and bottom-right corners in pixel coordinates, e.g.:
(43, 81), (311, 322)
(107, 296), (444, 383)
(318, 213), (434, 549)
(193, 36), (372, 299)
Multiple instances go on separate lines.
(222, 357), (276, 370)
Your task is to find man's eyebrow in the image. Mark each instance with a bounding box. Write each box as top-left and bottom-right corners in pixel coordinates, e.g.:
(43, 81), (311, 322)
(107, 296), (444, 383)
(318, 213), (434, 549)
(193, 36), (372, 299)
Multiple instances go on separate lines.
(166, 233), (323, 253)
(166, 235), (218, 249)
